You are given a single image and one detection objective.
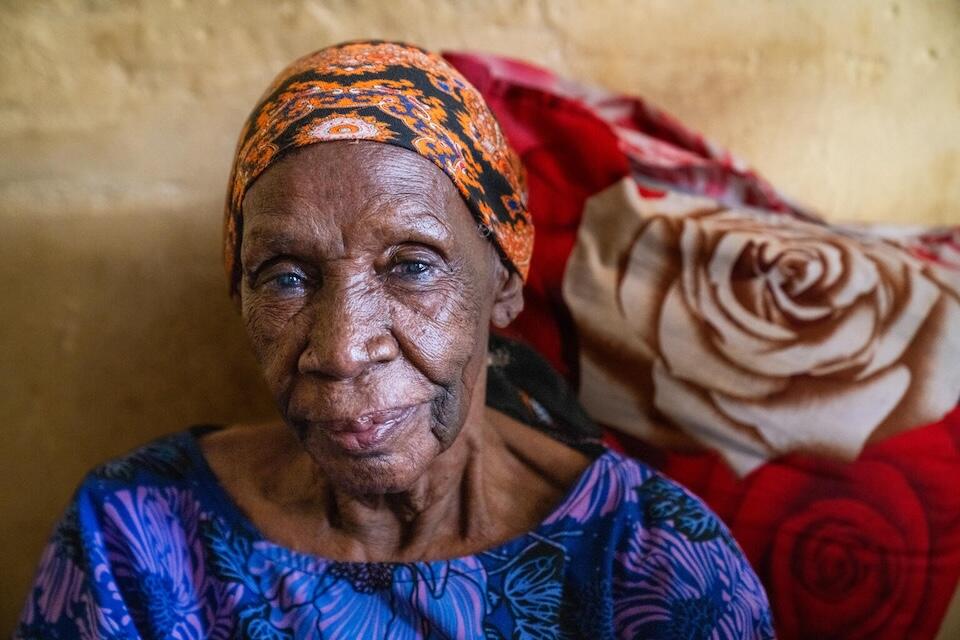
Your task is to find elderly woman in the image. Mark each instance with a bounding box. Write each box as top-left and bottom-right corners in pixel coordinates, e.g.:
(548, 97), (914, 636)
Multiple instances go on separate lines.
(17, 42), (772, 639)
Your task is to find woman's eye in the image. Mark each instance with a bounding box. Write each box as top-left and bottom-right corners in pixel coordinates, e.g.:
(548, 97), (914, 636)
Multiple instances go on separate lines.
(392, 260), (433, 278)
(268, 272), (306, 290)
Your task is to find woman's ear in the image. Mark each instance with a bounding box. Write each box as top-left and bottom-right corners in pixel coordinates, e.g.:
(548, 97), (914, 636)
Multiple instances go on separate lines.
(491, 259), (524, 328)
(232, 289), (244, 313)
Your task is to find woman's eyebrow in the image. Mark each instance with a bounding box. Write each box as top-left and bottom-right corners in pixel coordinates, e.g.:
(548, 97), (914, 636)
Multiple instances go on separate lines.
(240, 230), (311, 272)
(242, 228), (301, 252)
(241, 214), (456, 267)
(362, 187), (451, 222)
(390, 210), (454, 241)
(355, 192), (456, 241)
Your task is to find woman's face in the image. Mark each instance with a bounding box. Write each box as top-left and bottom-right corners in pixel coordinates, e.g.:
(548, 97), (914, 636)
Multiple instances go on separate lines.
(240, 142), (519, 495)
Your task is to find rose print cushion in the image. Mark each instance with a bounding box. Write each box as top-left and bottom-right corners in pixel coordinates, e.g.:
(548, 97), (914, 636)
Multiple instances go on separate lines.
(446, 51), (960, 640)
(565, 180), (960, 475)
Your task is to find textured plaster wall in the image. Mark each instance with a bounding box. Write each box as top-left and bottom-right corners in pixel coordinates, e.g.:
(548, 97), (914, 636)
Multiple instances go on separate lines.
(2, 0), (958, 630)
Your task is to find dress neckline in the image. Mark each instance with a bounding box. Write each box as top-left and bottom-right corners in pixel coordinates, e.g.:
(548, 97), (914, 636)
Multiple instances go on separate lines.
(182, 425), (616, 569)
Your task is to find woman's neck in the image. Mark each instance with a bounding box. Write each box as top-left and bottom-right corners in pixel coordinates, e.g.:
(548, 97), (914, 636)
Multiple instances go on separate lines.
(320, 415), (505, 560)
(202, 406), (590, 562)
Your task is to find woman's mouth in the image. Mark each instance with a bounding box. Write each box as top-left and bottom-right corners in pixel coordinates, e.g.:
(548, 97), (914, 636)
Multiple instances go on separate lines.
(314, 405), (419, 454)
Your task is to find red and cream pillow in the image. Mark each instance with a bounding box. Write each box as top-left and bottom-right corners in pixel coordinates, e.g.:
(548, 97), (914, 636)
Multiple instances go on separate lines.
(565, 180), (960, 475)
(447, 50), (960, 640)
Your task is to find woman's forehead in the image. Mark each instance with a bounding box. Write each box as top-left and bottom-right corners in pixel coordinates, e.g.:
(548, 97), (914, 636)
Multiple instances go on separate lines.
(242, 203), (459, 252)
(241, 143), (475, 250)
(245, 143), (457, 212)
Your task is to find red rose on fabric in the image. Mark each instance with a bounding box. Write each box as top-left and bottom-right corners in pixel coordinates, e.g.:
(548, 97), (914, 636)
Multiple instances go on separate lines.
(726, 407), (960, 639)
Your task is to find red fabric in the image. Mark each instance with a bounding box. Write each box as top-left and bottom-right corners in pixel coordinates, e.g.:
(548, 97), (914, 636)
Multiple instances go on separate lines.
(673, 408), (960, 639)
(446, 50), (960, 639)
(447, 53), (630, 379)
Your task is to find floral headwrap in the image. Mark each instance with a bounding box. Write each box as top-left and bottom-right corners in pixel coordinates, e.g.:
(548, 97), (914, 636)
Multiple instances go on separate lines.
(224, 41), (532, 295)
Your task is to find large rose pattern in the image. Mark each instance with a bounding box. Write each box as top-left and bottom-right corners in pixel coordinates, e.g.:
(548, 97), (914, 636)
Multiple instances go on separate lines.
(558, 176), (960, 639)
(564, 177), (960, 475)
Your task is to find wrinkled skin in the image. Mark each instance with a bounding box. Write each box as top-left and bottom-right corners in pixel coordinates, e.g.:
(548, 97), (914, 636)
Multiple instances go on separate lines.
(203, 142), (589, 561)
(240, 140), (512, 495)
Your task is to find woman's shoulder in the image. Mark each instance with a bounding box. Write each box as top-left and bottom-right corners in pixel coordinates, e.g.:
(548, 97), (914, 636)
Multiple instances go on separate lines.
(594, 451), (776, 638)
(17, 429), (227, 639)
(52, 428), (227, 571)
(548, 448), (736, 542)
(81, 426), (211, 489)
(542, 448), (651, 526)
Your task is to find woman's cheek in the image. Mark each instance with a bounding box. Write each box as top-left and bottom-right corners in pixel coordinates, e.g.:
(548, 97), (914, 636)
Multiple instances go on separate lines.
(393, 275), (483, 382)
(241, 292), (307, 387)
(391, 275), (486, 447)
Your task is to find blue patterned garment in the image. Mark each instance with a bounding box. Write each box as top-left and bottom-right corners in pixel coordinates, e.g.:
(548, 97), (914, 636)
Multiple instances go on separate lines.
(16, 428), (774, 639)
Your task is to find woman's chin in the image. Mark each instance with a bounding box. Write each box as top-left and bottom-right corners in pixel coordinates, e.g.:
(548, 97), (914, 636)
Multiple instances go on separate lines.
(326, 457), (426, 496)
(308, 440), (440, 496)
(290, 402), (459, 495)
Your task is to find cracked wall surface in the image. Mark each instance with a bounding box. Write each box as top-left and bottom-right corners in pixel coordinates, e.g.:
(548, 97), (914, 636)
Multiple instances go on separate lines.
(2, 0), (959, 630)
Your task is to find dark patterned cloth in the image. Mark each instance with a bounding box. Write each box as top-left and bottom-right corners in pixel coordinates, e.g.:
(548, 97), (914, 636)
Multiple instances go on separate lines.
(487, 334), (607, 459)
(224, 40), (533, 295)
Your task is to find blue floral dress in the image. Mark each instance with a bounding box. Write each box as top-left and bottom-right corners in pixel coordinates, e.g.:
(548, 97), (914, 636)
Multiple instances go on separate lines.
(16, 426), (773, 639)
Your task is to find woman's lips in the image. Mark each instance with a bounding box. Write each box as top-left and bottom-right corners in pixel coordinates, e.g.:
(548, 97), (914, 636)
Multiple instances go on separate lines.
(314, 405), (419, 454)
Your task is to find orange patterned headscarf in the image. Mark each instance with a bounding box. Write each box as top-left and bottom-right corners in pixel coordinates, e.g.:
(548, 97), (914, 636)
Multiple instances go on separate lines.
(224, 41), (533, 295)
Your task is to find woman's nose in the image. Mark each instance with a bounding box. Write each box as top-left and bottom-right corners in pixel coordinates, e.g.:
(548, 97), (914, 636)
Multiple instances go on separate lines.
(296, 289), (399, 380)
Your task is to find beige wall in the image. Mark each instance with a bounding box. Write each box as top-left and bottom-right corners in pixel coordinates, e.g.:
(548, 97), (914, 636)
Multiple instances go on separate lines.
(2, 0), (958, 630)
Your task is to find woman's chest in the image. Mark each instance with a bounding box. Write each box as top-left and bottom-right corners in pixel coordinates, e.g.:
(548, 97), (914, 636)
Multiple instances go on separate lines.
(193, 522), (616, 639)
